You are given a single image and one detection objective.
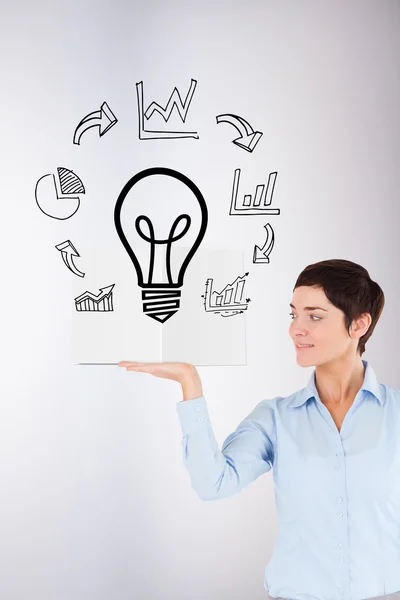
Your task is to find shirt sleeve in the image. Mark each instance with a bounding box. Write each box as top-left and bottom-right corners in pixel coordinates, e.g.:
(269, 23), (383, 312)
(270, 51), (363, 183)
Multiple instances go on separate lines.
(175, 395), (275, 501)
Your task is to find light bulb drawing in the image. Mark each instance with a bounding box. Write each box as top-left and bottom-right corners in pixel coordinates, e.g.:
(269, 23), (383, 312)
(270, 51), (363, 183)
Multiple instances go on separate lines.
(114, 167), (208, 324)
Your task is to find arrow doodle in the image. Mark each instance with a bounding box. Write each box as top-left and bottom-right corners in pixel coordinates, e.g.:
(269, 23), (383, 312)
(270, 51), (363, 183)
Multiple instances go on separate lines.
(73, 101), (118, 145)
(55, 240), (85, 277)
(253, 223), (275, 264)
(216, 113), (263, 152)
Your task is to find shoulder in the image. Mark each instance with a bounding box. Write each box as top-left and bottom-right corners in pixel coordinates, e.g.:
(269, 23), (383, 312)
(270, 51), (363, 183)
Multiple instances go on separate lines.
(252, 386), (306, 415)
(239, 389), (305, 444)
(379, 382), (400, 402)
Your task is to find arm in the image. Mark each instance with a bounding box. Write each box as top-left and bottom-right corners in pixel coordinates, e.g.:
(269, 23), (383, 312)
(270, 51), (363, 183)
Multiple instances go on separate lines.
(180, 366), (204, 401)
(176, 394), (275, 501)
(118, 361), (274, 501)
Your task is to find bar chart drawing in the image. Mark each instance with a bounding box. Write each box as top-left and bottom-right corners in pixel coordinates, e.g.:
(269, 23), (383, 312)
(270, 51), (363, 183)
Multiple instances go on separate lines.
(229, 168), (280, 215)
(74, 284), (115, 312)
(202, 273), (250, 317)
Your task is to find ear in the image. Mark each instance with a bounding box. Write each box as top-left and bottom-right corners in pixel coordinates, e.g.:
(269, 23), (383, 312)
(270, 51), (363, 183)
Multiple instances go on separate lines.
(350, 313), (372, 339)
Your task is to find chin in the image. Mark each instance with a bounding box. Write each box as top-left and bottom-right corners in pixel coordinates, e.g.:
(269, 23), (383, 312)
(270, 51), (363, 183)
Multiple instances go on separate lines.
(295, 353), (316, 367)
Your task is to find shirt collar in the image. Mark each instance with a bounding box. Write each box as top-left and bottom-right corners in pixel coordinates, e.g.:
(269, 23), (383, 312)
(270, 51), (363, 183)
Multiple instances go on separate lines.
(289, 359), (384, 408)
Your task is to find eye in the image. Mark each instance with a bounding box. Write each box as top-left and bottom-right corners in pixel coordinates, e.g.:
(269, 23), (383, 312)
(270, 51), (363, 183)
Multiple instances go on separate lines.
(289, 312), (321, 321)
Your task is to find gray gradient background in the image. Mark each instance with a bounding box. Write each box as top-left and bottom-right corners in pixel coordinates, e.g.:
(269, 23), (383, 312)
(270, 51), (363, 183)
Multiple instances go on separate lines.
(1, 1), (399, 599)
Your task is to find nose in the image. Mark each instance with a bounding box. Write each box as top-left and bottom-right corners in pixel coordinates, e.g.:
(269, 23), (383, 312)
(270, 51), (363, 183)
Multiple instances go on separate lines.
(289, 321), (309, 337)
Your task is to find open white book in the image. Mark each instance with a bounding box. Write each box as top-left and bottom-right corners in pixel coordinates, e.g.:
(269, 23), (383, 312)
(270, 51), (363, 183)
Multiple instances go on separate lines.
(71, 243), (247, 365)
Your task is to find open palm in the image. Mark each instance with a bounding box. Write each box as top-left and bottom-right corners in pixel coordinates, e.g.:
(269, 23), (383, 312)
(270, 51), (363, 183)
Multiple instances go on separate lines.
(118, 361), (193, 383)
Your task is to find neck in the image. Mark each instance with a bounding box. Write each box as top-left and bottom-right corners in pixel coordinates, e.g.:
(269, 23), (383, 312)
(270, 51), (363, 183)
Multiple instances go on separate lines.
(314, 355), (365, 406)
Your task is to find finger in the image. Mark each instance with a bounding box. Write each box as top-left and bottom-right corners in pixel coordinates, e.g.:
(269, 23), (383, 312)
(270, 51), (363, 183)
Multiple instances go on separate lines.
(118, 361), (139, 365)
(118, 361), (146, 366)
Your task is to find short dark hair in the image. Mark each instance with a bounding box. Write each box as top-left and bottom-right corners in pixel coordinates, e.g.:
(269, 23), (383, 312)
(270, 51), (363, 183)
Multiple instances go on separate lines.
(293, 259), (385, 356)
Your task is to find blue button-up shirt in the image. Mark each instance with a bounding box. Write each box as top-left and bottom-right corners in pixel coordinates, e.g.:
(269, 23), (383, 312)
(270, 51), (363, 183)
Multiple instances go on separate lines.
(176, 360), (400, 600)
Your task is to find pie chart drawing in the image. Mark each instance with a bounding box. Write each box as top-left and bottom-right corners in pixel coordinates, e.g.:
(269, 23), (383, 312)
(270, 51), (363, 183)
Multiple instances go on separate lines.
(35, 167), (86, 220)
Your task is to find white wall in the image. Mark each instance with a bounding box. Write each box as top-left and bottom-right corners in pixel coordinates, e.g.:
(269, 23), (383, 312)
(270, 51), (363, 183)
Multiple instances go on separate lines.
(1, 1), (399, 598)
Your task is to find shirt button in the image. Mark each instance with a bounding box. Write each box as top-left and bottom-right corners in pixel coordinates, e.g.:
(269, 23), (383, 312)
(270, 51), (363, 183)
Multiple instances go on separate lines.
(337, 497), (343, 503)
(337, 543), (342, 548)
(337, 512), (343, 518)
(335, 464), (341, 470)
(339, 557), (344, 563)
(338, 588), (344, 595)
(195, 406), (201, 412)
(197, 417), (203, 423)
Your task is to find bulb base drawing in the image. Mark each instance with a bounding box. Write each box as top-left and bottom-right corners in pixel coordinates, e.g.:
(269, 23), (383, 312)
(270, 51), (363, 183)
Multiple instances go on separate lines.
(142, 288), (181, 323)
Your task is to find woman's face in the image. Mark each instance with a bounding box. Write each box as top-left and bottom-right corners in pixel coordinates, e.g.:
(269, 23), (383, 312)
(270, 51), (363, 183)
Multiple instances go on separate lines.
(288, 285), (354, 367)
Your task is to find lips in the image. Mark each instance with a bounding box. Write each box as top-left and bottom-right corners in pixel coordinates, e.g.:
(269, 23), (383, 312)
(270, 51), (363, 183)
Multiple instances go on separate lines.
(296, 344), (314, 348)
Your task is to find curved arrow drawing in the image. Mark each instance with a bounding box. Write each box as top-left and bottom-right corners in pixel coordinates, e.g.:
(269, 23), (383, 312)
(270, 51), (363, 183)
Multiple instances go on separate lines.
(253, 223), (275, 264)
(73, 101), (118, 145)
(55, 240), (85, 277)
(216, 113), (263, 152)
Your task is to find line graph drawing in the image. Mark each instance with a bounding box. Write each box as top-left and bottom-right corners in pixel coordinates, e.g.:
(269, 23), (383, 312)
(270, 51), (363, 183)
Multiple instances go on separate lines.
(55, 240), (85, 277)
(74, 284), (115, 312)
(216, 113), (263, 152)
(136, 79), (199, 140)
(201, 273), (250, 317)
(73, 101), (117, 145)
(35, 167), (85, 220)
(253, 223), (275, 264)
(229, 168), (280, 215)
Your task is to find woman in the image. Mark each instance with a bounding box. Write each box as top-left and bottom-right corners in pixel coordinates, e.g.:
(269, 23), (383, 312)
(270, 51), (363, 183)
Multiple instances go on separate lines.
(118, 259), (400, 600)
